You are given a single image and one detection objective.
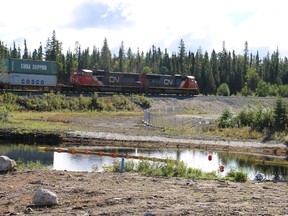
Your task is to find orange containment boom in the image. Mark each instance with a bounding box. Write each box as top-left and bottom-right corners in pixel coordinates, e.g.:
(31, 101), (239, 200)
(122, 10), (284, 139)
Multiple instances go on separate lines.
(38, 147), (171, 163)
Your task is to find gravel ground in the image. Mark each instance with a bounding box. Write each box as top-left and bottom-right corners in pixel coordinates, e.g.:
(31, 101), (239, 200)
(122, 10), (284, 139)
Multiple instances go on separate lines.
(1, 170), (287, 215)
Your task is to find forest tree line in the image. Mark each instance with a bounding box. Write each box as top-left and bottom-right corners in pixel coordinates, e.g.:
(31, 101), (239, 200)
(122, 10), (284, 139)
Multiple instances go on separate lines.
(1, 30), (288, 96)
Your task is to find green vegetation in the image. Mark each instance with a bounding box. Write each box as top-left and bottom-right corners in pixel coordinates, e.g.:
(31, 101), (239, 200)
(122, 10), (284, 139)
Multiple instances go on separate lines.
(225, 168), (248, 182)
(0, 92), (150, 133)
(16, 159), (49, 171)
(103, 159), (252, 182)
(217, 97), (287, 139)
(105, 159), (218, 180)
(216, 83), (230, 96)
(0, 92), (151, 113)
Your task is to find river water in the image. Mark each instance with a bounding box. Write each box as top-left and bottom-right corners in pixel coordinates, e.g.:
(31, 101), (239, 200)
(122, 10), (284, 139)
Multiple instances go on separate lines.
(1, 143), (287, 181)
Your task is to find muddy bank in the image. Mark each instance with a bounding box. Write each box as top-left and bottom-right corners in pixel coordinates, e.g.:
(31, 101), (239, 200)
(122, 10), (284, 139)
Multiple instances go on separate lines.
(63, 131), (288, 157)
(0, 128), (63, 144)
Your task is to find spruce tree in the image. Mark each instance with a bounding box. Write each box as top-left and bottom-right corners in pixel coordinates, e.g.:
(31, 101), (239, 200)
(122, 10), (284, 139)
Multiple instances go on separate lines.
(100, 38), (111, 71)
(273, 97), (287, 131)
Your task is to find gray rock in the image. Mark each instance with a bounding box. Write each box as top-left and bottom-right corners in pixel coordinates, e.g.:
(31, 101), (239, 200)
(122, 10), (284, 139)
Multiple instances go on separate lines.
(32, 188), (59, 206)
(0, 155), (16, 172)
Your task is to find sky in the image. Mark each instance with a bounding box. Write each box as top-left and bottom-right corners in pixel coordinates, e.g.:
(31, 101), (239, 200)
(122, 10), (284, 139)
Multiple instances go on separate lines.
(1, 0), (288, 58)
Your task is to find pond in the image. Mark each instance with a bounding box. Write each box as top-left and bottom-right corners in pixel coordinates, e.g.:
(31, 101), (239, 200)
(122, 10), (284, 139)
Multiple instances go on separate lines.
(1, 143), (287, 181)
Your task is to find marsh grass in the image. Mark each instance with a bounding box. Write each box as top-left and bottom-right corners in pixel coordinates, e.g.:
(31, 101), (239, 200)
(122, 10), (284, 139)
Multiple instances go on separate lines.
(225, 168), (248, 182)
(16, 159), (49, 171)
(106, 159), (219, 180)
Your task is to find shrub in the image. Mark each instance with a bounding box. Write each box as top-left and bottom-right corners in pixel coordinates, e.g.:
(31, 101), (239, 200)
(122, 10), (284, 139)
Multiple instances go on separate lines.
(0, 105), (10, 121)
(111, 94), (136, 111)
(278, 85), (288, 97)
(161, 160), (187, 177)
(216, 83), (230, 96)
(225, 168), (248, 182)
(185, 167), (203, 178)
(131, 94), (152, 109)
(89, 92), (104, 111)
(217, 108), (235, 128)
(240, 85), (253, 96)
(255, 80), (270, 97)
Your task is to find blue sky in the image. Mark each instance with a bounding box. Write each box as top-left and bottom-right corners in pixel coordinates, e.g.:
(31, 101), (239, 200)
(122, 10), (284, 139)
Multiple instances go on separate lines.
(1, 0), (288, 57)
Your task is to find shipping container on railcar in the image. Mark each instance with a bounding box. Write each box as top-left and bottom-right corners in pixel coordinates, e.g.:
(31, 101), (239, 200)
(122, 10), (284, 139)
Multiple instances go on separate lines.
(0, 58), (58, 91)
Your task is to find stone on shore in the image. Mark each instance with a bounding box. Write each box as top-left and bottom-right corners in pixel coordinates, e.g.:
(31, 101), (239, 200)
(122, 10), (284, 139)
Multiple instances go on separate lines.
(0, 155), (17, 172)
(32, 188), (59, 206)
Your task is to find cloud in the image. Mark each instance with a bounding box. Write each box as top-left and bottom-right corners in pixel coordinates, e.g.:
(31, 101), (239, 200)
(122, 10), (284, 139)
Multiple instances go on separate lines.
(1, 0), (288, 57)
(68, 1), (131, 30)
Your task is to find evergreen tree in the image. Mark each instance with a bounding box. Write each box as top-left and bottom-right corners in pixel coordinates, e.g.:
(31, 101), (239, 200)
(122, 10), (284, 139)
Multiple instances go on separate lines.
(194, 49), (203, 92)
(273, 97), (287, 131)
(45, 30), (65, 82)
(161, 48), (171, 74)
(22, 39), (29, 59)
(32, 49), (37, 60)
(91, 46), (100, 70)
(203, 52), (216, 94)
(11, 42), (18, 58)
(126, 47), (134, 72)
(100, 38), (111, 71)
(270, 48), (281, 84)
(178, 39), (187, 75)
(38, 43), (43, 60)
(118, 41), (125, 72)
(210, 50), (219, 87)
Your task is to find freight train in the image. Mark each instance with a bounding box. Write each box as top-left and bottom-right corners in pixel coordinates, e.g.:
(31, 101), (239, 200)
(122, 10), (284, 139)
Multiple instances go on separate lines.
(0, 58), (199, 96)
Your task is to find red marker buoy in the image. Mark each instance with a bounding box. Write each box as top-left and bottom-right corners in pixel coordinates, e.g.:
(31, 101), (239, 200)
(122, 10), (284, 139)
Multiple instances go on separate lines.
(219, 165), (224, 172)
(208, 155), (212, 161)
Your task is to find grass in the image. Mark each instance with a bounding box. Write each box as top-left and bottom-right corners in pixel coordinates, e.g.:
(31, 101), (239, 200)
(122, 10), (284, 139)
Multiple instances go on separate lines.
(224, 168), (248, 182)
(16, 159), (50, 171)
(102, 159), (251, 182)
(105, 159), (219, 180)
(0, 110), (143, 133)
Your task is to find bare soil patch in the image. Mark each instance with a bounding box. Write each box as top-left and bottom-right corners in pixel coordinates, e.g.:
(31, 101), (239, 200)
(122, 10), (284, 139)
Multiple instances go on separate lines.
(1, 170), (287, 215)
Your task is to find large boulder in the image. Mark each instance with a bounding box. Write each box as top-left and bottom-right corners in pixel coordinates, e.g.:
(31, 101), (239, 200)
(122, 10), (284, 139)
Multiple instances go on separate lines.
(0, 155), (16, 172)
(32, 188), (59, 206)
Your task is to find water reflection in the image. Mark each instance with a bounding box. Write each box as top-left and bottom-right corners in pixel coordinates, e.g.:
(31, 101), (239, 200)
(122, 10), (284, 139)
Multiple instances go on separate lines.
(0, 143), (287, 180)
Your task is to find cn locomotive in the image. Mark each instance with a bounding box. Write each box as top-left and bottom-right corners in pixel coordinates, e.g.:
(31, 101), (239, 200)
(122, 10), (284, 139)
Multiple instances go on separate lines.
(0, 58), (199, 96)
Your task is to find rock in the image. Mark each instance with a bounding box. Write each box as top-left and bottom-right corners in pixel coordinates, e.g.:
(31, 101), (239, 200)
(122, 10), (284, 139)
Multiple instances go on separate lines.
(0, 155), (17, 172)
(255, 173), (265, 181)
(32, 188), (59, 206)
(144, 211), (155, 216)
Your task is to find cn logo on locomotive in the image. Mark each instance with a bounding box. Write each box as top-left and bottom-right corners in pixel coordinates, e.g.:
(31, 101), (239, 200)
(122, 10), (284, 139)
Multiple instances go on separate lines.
(164, 79), (173, 85)
(109, 76), (120, 83)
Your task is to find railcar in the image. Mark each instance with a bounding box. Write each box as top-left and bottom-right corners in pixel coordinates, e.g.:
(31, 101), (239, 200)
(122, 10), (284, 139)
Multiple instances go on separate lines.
(0, 58), (58, 92)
